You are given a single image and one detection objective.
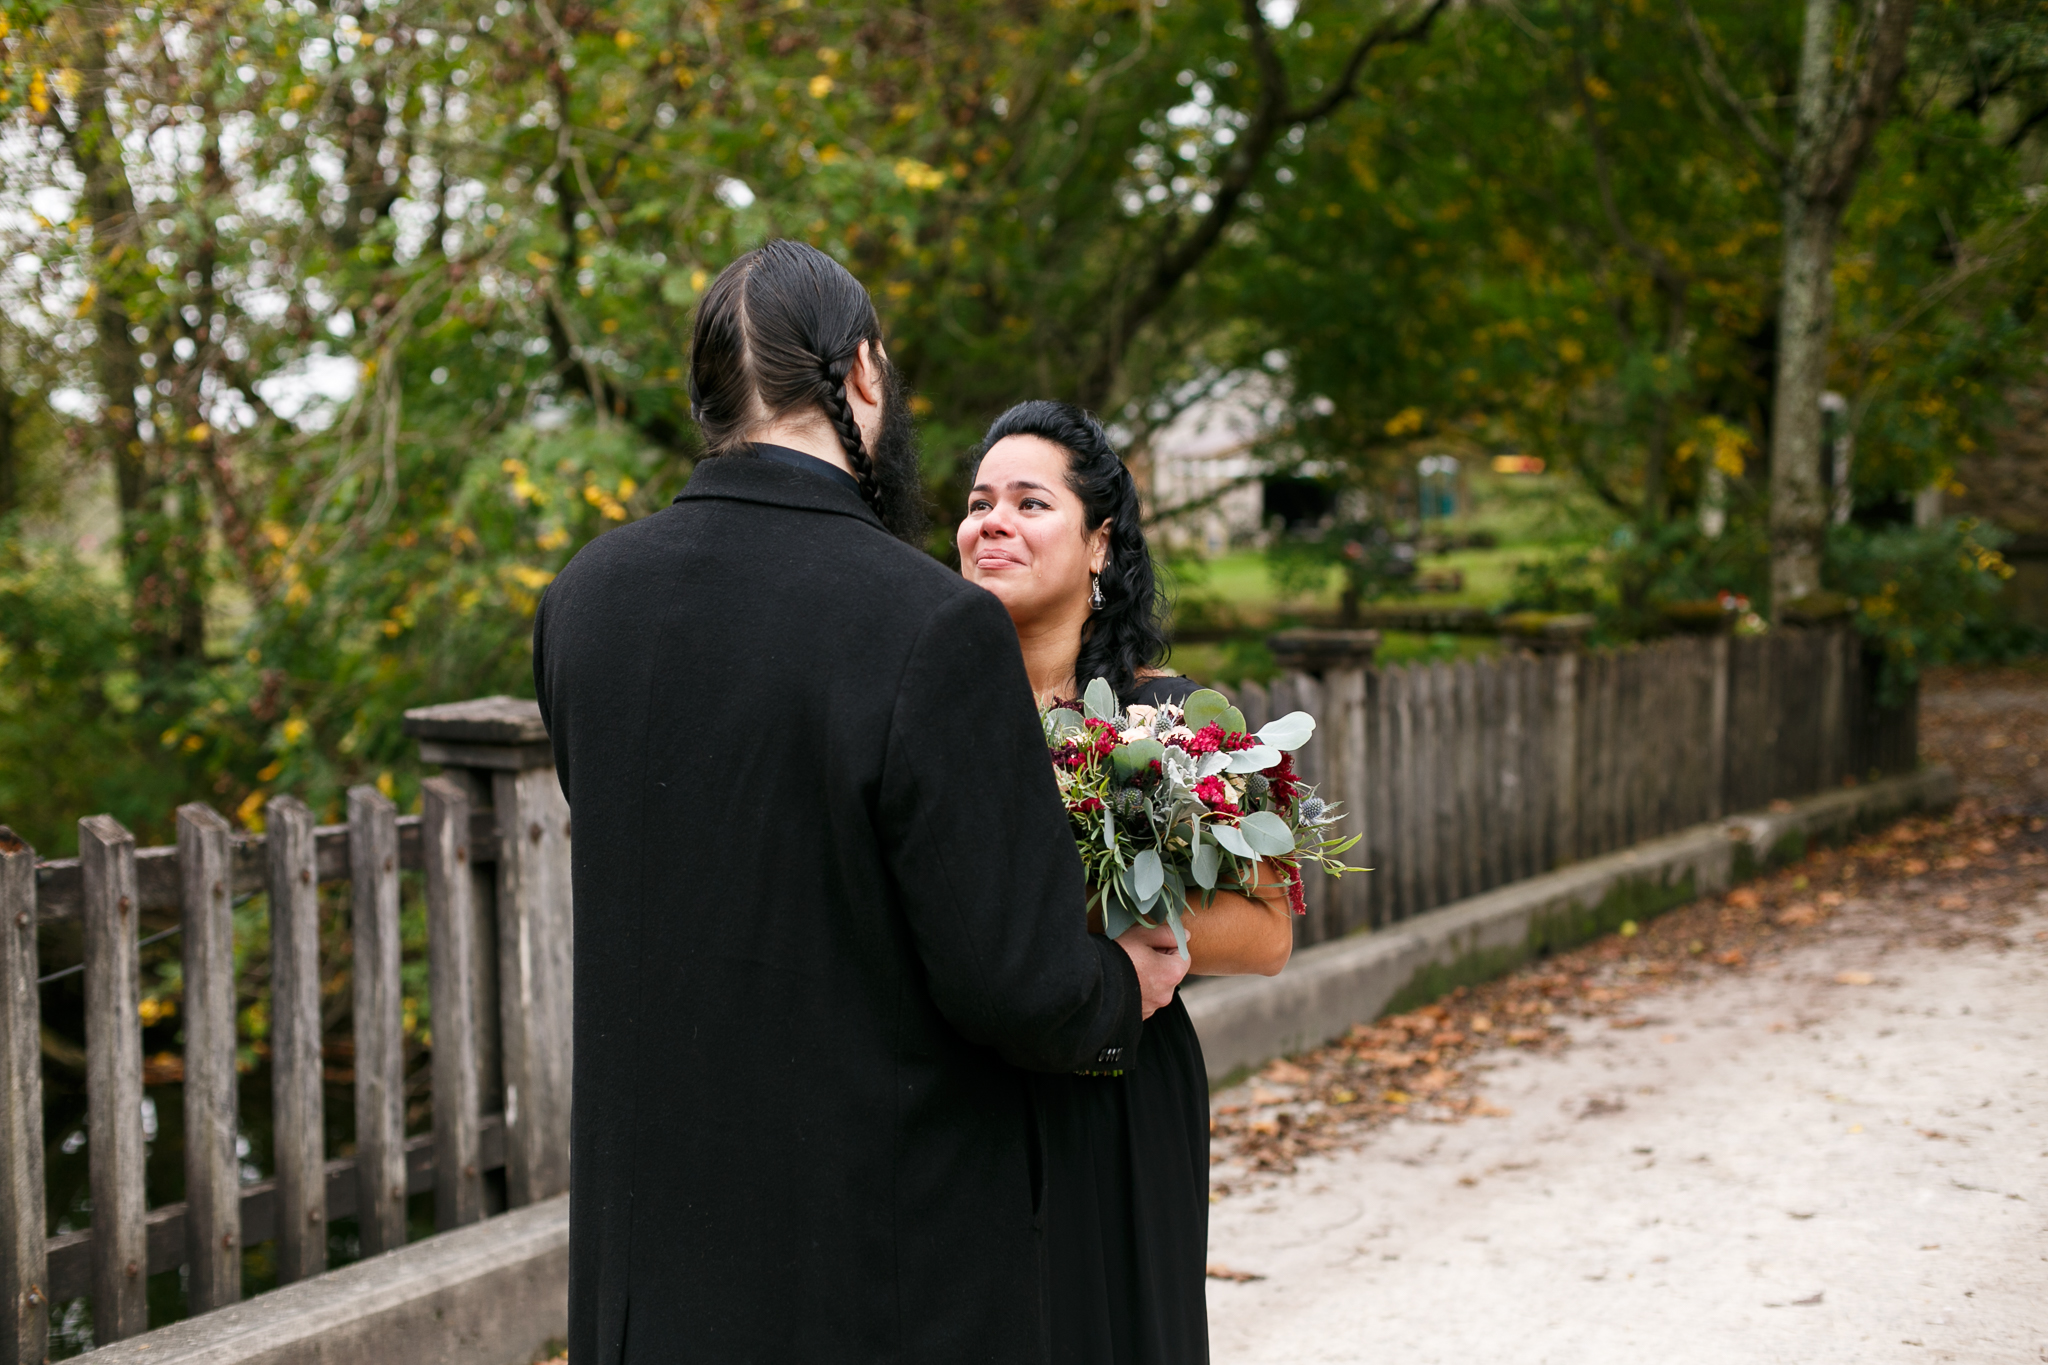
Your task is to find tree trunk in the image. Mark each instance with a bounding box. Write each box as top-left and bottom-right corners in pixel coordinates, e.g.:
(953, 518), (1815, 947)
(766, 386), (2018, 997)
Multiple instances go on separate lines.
(72, 23), (208, 662)
(1768, 202), (1837, 606)
(0, 389), (17, 517)
(1764, 0), (1916, 617)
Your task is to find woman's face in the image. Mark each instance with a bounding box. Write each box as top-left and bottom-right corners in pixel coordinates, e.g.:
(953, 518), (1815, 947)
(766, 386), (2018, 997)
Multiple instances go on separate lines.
(957, 435), (1109, 627)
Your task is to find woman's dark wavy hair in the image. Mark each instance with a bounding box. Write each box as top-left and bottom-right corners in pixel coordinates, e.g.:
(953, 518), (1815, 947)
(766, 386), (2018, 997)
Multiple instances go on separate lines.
(971, 400), (1170, 698)
(688, 238), (887, 517)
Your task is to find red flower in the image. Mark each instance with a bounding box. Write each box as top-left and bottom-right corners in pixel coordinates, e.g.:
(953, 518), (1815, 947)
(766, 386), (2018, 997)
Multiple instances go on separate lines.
(1072, 797), (1105, 813)
(1192, 775), (1240, 816)
(1285, 866), (1306, 916)
(1221, 728), (1263, 753)
(1182, 723), (1225, 755)
(1267, 753), (1301, 812)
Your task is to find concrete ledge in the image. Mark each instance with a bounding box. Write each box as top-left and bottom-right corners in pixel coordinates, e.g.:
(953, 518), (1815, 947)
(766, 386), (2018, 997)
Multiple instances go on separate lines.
(89, 1195), (567, 1365)
(1187, 766), (1957, 1085)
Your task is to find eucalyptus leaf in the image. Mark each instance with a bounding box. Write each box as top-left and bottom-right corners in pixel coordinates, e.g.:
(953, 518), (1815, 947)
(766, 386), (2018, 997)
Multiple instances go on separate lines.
(1168, 912), (1189, 960)
(1132, 848), (1164, 901)
(1112, 738), (1165, 780)
(1047, 708), (1087, 742)
(1239, 810), (1296, 857)
(1211, 823), (1255, 859)
(1182, 689), (1231, 731)
(1191, 834), (1219, 890)
(1196, 751), (1232, 779)
(1219, 706), (1247, 734)
(1257, 711), (1316, 751)
(1083, 677), (1120, 722)
(1101, 806), (1117, 852)
(1101, 901), (1137, 941)
(1224, 744), (1280, 774)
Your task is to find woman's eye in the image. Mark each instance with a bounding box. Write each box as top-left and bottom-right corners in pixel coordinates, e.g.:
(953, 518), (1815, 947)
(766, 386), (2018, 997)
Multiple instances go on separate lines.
(1021, 498), (1048, 510)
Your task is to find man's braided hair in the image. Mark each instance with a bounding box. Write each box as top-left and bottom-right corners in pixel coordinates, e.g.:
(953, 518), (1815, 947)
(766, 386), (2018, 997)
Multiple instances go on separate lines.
(689, 239), (885, 516)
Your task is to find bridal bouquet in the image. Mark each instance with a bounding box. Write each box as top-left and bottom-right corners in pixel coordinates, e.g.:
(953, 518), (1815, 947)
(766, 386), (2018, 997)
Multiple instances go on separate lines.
(1045, 679), (1362, 955)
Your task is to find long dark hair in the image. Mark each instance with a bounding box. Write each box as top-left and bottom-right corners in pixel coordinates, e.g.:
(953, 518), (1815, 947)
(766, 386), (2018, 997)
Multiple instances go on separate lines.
(972, 401), (1170, 698)
(689, 239), (890, 518)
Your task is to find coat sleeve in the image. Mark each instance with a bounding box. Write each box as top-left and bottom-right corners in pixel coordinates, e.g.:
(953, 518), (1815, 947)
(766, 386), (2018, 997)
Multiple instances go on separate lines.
(531, 584), (572, 803)
(878, 587), (1143, 1074)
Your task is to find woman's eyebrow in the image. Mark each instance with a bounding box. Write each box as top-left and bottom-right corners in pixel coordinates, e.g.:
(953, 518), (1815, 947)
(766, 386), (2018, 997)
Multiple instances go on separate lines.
(969, 479), (1053, 496)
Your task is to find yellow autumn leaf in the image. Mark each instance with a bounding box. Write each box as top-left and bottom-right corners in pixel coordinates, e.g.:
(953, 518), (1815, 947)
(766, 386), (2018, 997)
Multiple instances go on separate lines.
(893, 158), (945, 191)
(1384, 406), (1425, 437)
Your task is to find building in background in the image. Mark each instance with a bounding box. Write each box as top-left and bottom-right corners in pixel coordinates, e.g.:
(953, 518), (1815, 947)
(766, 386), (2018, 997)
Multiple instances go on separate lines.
(1143, 372), (1295, 554)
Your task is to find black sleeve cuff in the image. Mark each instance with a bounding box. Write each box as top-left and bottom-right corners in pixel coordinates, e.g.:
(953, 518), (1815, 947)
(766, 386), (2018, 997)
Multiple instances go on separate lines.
(1089, 936), (1144, 1069)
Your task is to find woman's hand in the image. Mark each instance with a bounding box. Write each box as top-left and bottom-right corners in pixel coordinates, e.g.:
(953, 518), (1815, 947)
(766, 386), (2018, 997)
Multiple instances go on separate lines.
(1182, 860), (1294, 977)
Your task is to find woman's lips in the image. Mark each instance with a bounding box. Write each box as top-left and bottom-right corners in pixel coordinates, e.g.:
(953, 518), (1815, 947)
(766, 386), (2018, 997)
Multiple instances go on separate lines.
(974, 550), (1025, 570)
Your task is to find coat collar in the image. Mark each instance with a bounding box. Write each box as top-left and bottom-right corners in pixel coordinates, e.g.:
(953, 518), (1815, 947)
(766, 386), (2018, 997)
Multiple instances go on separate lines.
(673, 451), (885, 532)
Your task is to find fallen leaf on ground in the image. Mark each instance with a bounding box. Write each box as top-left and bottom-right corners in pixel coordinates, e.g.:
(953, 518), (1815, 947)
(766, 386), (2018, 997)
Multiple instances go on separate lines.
(1205, 1263), (1266, 1282)
(1262, 1059), (1312, 1085)
(1775, 902), (1821, 927)
(1609, 1016), (1650, 1030)
(1834, 970), (1875, 986)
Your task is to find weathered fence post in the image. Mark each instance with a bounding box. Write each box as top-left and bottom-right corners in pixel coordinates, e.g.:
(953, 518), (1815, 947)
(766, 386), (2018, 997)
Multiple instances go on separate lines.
(177, 804), (241, 1311)
(79, 815), (148, 1342)
(348, 786), (408, 1256)
(422, 777), (485, 1231)
(1817, 627), (1847, 790)
(266, 795), (326, 1285)
(1550, 652), (1580, 866)
(404, 698), (572, 1208)
(1707, 635), (1731, 819)
(0, 829), (47, 1365)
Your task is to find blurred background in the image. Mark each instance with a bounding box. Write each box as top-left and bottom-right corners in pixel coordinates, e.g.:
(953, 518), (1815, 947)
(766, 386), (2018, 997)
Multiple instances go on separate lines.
(2, 0), (2044, 858)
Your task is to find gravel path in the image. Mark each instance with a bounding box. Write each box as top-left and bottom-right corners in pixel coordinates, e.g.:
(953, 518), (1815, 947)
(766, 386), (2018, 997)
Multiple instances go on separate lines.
(1206, 667), (2048, 1364)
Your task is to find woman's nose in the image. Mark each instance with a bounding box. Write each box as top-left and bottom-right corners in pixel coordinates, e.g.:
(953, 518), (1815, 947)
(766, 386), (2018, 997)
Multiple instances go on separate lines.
(979, 506), (1014, 537)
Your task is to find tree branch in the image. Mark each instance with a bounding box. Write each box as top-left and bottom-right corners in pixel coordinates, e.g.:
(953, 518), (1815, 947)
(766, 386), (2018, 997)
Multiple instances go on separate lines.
(1283, 0), (1449, 124)
(1073, 0), (1446, 407)
(1677, 1), (1788, 170)
(2003, 99), (2048, 150)
(1807, 0), (1916, 205)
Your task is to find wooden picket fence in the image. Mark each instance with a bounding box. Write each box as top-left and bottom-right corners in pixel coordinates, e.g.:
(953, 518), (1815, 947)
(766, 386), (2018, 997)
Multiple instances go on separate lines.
(1219, 626), (1917, 946)
(0, 633), (1915, 1359)
(0, 699), (567, 1362)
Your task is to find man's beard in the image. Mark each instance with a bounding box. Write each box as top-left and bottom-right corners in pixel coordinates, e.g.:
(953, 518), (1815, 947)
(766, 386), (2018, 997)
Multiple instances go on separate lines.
(868, 360), (930, 545)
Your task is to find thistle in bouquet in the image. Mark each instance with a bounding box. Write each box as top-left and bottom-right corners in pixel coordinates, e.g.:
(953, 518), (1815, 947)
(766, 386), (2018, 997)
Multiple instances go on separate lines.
(1044, 679), (1364, 957)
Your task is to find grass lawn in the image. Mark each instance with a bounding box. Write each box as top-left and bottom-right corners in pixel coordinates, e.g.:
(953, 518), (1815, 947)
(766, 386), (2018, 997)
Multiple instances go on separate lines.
(1168, 543), (1582, 621)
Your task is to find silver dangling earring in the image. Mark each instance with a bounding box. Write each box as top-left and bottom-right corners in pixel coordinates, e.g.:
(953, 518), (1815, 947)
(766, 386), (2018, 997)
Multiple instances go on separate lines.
(1090, 574), (1105, 611)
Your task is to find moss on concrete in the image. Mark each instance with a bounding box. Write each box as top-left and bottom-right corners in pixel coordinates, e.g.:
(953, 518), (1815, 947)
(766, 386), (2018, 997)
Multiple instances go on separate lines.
(1381, 870), (1698, 1022)
(1769, 827), (1809, 866)
(1383, 941), (1533, 1017)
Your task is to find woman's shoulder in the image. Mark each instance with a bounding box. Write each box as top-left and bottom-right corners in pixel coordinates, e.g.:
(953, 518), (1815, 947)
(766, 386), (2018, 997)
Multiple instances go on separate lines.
(1122, 670), (1202, 709)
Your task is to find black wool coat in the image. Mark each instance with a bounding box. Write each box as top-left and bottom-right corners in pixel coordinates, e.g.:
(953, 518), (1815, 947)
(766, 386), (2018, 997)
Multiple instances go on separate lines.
(533, 453), (1143, 1365)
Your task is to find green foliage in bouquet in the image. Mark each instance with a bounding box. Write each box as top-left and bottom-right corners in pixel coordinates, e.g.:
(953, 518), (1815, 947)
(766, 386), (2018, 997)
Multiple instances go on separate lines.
(1045, 679), (1363, 957)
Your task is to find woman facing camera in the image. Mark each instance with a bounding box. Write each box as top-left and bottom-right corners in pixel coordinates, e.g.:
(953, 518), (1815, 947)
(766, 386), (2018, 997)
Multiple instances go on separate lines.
(958, 400), (1294, 1364)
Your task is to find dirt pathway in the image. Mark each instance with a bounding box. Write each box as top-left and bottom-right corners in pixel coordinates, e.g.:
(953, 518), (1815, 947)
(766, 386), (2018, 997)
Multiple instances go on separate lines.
(1205, 666), (2048, 1364)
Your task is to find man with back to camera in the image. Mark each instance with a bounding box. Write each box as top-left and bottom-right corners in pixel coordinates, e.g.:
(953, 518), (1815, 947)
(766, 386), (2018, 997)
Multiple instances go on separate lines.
(532, 239), (1189, 1364)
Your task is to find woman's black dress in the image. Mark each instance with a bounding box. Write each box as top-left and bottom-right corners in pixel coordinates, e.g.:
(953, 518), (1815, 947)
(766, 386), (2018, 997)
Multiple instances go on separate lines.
(1034, 674), (1210, 1365)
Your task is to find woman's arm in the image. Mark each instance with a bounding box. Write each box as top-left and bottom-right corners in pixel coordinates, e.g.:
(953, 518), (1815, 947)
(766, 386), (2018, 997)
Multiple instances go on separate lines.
(1184, 862), (1294, 977)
